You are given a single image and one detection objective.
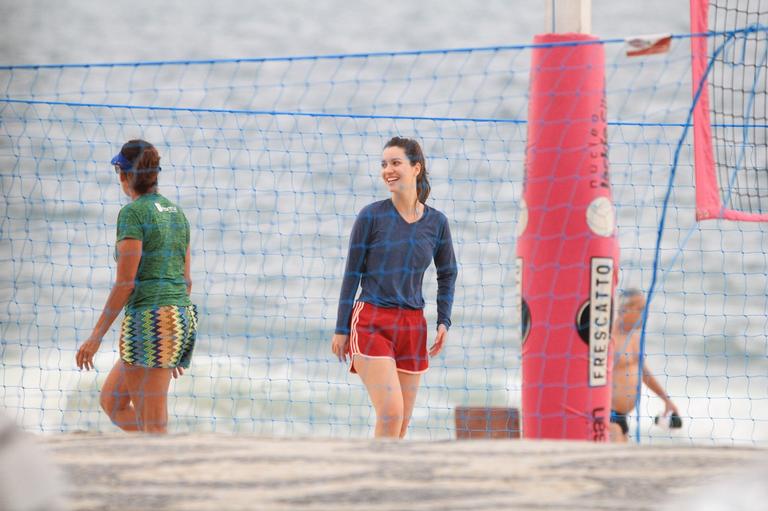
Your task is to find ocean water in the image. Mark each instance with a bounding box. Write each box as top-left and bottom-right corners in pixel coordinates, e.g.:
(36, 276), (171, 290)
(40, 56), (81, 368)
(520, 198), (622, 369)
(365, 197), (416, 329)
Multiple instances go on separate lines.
(1, 0), (767, 444)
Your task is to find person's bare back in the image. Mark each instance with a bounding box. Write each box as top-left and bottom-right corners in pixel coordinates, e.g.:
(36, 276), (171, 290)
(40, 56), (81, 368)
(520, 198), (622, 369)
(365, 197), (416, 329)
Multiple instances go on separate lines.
(609, 290), (679, 442)
(612, 324), (641, 415)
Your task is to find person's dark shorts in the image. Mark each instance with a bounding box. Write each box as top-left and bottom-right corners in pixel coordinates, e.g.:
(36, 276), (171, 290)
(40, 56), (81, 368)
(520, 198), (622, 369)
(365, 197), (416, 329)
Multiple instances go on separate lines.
(611, 410), (629, 436)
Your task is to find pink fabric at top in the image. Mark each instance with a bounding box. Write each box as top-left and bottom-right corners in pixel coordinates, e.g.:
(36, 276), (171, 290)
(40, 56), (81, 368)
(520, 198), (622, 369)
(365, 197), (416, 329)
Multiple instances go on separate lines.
(691, 0), (720, 220)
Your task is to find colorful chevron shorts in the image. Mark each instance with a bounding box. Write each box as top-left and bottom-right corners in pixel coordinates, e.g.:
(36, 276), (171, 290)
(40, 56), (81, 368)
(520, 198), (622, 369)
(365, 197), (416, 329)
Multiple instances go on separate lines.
(119, 305), (198, 369)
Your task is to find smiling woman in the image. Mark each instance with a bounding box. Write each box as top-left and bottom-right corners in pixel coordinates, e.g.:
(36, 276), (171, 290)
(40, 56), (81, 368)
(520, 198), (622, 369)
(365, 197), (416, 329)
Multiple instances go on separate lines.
(331, 136), (459, 439)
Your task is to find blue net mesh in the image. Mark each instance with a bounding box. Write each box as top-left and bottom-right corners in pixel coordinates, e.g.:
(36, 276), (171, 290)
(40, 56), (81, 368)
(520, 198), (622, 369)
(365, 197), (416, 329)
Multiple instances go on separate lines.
(1, 33), (767, 443)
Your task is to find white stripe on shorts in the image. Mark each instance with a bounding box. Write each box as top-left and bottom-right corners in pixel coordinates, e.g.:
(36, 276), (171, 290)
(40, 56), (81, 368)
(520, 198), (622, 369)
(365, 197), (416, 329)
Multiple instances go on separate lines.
(349, 301), (365, 355)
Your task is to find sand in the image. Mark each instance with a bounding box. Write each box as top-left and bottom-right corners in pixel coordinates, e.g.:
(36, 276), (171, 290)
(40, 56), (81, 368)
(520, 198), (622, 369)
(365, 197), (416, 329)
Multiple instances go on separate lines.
(34, 433), (766, 511)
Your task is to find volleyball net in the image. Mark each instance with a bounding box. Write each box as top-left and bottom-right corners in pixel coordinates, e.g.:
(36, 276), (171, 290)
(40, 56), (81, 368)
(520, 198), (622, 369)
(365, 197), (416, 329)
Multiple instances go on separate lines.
(1, 7), (767, 444)
(692, 0), (768, 220)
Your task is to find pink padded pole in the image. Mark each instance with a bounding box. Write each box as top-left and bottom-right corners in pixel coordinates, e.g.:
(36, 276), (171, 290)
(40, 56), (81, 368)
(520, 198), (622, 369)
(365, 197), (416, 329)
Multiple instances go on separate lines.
(517, 34), (619, 441)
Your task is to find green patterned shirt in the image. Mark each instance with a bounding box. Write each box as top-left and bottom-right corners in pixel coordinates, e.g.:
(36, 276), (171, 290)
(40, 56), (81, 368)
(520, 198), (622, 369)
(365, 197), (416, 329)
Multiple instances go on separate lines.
(116, 193), (192, 309)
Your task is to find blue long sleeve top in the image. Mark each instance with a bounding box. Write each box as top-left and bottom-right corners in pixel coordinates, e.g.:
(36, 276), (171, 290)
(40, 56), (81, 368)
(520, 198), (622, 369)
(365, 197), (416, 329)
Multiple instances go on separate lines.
(335, 199), (458, 335)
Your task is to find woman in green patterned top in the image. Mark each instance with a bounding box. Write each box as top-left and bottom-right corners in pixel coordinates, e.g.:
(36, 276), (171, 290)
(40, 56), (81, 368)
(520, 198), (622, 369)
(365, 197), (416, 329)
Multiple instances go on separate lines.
(76, 140), (197, 433)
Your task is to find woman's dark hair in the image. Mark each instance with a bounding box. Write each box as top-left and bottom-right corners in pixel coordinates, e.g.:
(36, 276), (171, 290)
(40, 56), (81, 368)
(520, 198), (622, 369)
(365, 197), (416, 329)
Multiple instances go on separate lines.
(384, 136), (431, 203)
(119, 139), (161, 195)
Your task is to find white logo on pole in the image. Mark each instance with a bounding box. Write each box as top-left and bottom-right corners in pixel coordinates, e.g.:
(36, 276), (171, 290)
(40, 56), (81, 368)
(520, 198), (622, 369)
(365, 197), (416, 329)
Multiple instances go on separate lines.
(517, 198), (528, 236)
(586, 196), (614, 237)
(589, 258), (613, 387)
(515, 256), (522, 326)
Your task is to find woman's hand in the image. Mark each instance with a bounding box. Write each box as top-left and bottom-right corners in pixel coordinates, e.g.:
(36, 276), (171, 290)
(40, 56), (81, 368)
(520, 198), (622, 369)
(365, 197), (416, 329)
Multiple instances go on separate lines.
(172, 366), (185, 379)
(76, 336), (102, 370)
(429, 324), (448, 357)
(663, 398), (679, 417)
(77, 239), (141, 372)
(331, 334), (350, 362)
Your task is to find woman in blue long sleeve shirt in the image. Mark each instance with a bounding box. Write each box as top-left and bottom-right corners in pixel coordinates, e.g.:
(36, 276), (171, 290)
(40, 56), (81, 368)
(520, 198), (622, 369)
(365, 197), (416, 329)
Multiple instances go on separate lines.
(331, 137), (458, 439)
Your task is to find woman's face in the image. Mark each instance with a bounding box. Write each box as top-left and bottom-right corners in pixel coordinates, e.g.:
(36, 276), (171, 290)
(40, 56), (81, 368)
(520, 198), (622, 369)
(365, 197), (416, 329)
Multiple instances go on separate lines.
(117, 167), (132, 197)
(381, 146), (420, 195)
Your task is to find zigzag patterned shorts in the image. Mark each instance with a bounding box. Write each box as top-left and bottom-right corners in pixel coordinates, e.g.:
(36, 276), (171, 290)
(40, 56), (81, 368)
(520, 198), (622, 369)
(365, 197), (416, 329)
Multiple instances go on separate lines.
(119, 305), (198, 369)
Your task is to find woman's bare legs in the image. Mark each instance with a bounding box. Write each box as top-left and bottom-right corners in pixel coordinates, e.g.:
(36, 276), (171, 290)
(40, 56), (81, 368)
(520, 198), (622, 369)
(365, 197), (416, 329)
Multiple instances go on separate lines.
(397, 372), (421, 438)
(354, 356), (405, 438)
(354, 356), (422, 439)
(122, 362), (173, 433)
(99, 360), (140, 431)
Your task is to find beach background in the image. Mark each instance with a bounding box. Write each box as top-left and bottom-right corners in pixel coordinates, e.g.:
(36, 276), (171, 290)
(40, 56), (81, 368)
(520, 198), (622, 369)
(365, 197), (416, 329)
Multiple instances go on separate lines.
(1, 0), (767, 444)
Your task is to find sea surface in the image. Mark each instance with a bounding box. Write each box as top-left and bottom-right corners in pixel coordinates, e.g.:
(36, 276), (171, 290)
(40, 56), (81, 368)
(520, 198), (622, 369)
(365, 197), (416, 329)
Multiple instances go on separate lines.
(1, 0), (767, 444)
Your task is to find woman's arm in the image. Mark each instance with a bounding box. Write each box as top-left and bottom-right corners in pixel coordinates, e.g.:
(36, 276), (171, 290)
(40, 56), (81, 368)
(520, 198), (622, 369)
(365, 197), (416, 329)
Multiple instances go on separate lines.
(185, 245), (192, 295)
(76, 239), (142, 370)
(331, 211), (372, 361)
(434, 218), (458, 330)
(429, 218), (458, 357)
(334, 211), (371, 335)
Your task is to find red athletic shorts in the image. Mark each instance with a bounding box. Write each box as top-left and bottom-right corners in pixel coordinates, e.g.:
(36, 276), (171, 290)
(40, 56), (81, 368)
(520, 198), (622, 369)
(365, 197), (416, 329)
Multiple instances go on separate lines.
(348, 301), (429, 374)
